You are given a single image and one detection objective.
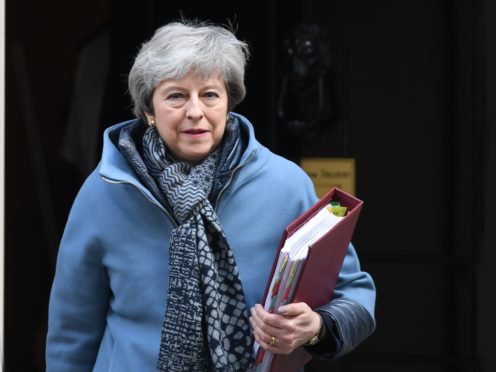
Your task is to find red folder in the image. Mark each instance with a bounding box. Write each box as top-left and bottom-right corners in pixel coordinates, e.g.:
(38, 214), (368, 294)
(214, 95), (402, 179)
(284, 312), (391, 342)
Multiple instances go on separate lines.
(257, 187), (363, 372)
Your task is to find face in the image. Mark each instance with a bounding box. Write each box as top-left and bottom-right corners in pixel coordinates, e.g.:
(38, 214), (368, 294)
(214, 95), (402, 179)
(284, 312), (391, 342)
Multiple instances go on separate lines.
(146, 70), (229, 164)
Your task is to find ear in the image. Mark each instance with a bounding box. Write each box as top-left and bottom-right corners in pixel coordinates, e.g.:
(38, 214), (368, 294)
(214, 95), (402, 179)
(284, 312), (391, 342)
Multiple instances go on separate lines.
(145, 113), (155, 126)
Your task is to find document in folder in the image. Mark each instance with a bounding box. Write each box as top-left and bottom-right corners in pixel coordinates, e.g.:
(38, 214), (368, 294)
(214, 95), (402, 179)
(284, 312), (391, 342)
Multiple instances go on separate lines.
(254, 187), (363, 372)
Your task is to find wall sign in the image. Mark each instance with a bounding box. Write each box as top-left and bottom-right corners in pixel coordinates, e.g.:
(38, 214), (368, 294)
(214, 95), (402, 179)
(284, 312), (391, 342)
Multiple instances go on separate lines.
(299, 158), (356, 197)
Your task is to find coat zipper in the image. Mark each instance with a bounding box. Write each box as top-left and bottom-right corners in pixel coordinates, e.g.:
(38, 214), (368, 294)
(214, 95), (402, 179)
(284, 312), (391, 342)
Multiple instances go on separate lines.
(214, 150), (257, 211)
(101, 176), (179, 227)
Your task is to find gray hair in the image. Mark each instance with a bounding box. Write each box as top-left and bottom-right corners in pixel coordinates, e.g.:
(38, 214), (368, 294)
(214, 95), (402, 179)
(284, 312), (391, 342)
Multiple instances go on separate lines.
(128, 20), (250, 122)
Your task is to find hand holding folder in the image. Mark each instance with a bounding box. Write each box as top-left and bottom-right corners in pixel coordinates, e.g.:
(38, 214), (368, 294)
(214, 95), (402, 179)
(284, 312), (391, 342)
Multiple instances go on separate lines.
(253, 187), (363, 372)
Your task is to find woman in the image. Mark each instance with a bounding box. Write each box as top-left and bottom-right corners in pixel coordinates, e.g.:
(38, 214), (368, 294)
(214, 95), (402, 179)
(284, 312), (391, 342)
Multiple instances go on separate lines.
(46, 20), (376, 371)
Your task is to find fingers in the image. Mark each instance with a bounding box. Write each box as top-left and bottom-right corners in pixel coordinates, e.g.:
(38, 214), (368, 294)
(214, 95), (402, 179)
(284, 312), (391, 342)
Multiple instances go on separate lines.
(251, 304), (285, 332)
(250, 305), (284, 347)
(250, 304), (297, 354)
(276, 302), (310, 316)
(251, 324), (281, 353)
(250, 303), (323, 354)
(250, 319), (292, 355)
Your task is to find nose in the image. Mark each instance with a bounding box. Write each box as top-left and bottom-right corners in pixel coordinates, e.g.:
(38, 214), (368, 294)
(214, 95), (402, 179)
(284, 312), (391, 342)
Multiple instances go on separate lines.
(186, 97), (204, 120)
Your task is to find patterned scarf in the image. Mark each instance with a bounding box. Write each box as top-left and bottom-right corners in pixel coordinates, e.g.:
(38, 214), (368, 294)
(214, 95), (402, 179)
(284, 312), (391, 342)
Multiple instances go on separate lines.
(141, 126), (253, 371)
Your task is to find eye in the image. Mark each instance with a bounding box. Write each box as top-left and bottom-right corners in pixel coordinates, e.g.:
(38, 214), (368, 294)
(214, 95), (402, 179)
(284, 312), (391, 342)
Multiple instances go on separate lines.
(203, 91), (220, 99)
(167, 92), (184, 100)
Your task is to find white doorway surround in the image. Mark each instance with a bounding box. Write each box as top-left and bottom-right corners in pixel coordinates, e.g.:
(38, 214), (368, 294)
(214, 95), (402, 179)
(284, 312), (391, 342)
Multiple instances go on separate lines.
(0, 0), (5, 369)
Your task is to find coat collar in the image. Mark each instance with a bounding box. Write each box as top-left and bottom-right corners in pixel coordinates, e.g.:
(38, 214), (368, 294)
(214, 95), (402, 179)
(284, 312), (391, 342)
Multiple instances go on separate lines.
(99, 113), (265, 189)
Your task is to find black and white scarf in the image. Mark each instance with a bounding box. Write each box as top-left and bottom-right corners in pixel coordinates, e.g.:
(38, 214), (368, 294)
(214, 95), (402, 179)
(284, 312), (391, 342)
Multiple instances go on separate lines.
(141, 126), (253, 371)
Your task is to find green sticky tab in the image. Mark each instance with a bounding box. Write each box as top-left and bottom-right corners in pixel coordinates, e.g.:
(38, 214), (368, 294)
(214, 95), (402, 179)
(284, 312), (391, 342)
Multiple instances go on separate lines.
(330, 205), (348, 217)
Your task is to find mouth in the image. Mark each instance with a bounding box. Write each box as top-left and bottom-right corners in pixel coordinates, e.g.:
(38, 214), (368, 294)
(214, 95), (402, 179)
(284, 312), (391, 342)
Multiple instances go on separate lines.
(182, 128), (209, 135)
(183, 128), (209, 138)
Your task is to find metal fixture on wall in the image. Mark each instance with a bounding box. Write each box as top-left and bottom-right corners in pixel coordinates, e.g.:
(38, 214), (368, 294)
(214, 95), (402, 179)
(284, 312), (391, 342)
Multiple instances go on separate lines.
(277, 22), (334, 138)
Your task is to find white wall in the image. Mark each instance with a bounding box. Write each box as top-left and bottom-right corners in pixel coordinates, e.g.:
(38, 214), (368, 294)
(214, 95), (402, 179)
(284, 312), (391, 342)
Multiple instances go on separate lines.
(0, 0), (5, 369)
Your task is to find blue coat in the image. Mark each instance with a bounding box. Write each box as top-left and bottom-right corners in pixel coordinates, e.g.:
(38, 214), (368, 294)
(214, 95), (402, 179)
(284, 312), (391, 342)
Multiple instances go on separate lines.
(46, 113), (376, 371)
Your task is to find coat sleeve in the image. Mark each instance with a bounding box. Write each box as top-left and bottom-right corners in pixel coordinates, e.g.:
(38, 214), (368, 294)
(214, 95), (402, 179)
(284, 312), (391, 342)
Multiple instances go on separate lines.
(45, 181), (110, 372)
(304, 242), (376, 360)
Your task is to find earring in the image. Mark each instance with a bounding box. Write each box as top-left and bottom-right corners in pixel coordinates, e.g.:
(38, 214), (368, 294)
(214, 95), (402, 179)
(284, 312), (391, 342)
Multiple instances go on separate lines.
(149, 119), (155, 127)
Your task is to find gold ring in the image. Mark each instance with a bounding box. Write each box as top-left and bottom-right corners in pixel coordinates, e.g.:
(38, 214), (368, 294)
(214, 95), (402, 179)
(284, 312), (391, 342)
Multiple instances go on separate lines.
(269, 336), (277, 347)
